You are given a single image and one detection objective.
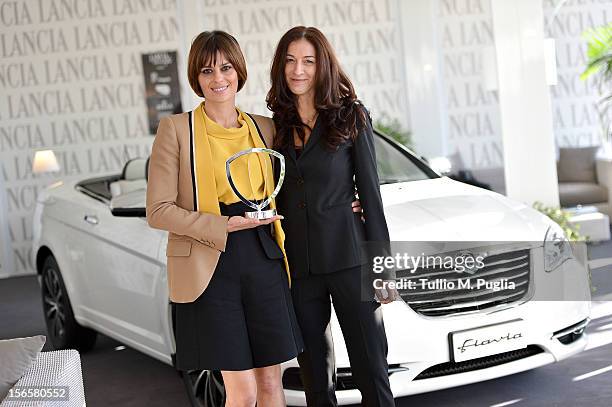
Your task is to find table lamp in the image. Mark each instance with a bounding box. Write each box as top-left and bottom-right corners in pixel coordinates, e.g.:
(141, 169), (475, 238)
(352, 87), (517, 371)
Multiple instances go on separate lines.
(32, 150), (60, 175)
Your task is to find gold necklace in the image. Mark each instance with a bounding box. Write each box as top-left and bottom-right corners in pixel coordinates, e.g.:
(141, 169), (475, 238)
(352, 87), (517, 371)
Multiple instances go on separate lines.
(302, 112), (318, 126)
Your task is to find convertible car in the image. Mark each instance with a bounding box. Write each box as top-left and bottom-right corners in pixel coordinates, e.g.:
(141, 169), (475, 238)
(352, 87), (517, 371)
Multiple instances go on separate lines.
(32, 130), (591, 406)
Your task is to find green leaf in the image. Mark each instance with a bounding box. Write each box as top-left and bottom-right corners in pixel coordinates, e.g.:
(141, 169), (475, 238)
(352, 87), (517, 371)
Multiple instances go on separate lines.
(581, 23), (612, 82)
(374, 118), (413, 149)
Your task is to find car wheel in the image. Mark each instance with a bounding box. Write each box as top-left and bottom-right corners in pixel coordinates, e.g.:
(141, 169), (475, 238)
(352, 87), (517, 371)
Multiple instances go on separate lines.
(41, 256), (97, 352)
(182, 369), (226, 407)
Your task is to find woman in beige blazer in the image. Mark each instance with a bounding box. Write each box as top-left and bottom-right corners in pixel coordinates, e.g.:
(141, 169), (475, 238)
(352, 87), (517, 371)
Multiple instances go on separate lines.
(146, 30), (302, 407)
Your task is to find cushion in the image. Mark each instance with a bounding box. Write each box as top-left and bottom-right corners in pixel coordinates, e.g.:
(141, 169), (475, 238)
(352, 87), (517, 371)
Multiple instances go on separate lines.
(0, 335), (46, 400)
(559, 182), (608, 207)
(557, 146), (599, 183)
(8, 350), (86, 407)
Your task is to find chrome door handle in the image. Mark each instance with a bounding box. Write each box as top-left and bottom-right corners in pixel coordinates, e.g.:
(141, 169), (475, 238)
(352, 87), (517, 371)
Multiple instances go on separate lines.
(84, 215), (99, 225)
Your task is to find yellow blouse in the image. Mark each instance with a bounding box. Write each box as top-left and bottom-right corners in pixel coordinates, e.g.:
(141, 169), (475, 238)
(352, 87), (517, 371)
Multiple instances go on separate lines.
(204, 109), (269, 204)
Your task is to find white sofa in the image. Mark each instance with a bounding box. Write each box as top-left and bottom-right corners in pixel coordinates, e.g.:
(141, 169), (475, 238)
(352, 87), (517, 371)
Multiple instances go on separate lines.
(557, 147), (612, 221)
(1, 349), (85, 407)
(593, 157), (612, 219)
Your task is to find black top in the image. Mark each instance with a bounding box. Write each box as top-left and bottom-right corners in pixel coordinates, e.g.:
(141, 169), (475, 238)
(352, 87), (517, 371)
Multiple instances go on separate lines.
(275, 108), (390, 278)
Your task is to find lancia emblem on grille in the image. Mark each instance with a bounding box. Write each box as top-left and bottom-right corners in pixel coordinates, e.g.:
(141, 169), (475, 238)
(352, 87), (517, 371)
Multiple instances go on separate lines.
(456, 250), (482, 275)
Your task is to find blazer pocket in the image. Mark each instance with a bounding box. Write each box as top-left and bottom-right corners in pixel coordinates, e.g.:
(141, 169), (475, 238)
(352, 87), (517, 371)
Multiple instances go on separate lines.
(256, 227), (285, 260)
(166, 239), (192, 257)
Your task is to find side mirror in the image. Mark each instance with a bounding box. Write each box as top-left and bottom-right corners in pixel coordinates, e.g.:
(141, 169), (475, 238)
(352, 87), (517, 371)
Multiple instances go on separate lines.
(110, 189), (146, 218)
(427, 156), (452, 176)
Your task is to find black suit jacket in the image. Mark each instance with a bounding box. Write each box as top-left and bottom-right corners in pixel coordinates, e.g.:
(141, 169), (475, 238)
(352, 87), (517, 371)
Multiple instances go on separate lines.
(275, 109), (390, 279)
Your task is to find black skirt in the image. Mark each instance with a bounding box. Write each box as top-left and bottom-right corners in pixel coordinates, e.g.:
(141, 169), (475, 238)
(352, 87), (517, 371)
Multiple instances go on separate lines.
(172, 202), (303, 371)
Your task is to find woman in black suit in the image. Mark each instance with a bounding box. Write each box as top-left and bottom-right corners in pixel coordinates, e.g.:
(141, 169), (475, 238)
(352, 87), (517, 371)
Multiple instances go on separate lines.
(267, 26), (397, 407)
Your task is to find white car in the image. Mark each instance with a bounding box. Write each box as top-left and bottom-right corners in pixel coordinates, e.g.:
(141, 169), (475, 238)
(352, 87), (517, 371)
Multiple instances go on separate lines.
(32, 131), (591, 406)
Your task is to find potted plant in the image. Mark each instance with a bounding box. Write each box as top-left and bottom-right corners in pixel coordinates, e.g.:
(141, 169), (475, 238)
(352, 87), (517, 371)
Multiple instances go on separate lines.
(581, 22), (612, 149)
(374, 117), (413, 149)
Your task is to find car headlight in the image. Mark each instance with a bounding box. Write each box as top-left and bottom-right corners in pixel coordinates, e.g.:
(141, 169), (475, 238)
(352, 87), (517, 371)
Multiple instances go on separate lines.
(544, 225), (573, 272)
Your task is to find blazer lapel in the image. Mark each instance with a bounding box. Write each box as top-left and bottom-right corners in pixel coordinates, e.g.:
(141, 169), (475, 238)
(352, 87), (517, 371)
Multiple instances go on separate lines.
(287, 144), (297, 163)
(299, 118), (321, 160)
(187, 110), (198, 212)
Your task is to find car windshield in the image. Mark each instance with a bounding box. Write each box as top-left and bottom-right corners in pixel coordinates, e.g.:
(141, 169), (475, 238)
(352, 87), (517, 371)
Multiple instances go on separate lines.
(374, 134), (436, 184)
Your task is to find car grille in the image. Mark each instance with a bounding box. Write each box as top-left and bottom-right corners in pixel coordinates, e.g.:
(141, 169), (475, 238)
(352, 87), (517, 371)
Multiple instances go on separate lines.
(282, 346), (543, 389)
(398, 248), (531, 317)
(414, 345), (544, 380)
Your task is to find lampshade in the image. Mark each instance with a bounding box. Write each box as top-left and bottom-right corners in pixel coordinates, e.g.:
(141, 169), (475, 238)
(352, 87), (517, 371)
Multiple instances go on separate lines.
(32, 150), (60, 174)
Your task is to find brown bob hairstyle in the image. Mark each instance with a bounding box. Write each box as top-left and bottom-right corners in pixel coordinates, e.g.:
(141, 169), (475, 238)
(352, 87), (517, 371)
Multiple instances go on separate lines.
(187, 30), (248, 97)
(266, 26), (366, 150)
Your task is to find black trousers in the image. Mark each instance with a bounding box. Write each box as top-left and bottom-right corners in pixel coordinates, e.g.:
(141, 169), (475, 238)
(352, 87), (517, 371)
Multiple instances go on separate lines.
(291, 266), (395, 407)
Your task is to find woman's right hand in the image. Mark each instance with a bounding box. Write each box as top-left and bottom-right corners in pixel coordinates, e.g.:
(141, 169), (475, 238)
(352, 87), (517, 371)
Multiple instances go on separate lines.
(227, 215), (284, 233)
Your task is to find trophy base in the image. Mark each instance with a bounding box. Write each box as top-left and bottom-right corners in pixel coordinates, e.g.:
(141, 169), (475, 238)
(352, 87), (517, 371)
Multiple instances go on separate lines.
(245, 209), (277, 220)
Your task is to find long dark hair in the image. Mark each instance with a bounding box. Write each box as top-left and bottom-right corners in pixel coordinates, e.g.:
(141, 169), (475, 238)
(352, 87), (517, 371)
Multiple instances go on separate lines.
(267, 26), (366, 150)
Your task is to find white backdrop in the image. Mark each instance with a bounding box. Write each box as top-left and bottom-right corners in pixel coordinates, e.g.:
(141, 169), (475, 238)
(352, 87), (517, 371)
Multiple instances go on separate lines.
(0, 0), (181, 277)
(194, 0), (412, 125)
(0, 0), (609, 277)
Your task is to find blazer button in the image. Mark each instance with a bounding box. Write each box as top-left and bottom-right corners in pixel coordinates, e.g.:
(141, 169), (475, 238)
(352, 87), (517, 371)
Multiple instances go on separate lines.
(297, 178), (304, 186)
(297, 201), (306, 209)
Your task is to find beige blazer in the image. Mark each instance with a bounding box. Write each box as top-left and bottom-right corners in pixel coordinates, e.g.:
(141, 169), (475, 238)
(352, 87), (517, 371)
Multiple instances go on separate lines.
(146, 111), (276, 303)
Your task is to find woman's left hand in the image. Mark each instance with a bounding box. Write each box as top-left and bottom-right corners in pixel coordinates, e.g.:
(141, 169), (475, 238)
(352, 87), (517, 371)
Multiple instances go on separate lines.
(375, 286), (400, 304)
(352, 199), (365, 222)
(227, 214), (284, 232)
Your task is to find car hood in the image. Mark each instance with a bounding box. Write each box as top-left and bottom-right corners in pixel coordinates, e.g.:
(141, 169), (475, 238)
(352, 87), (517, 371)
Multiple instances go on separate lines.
(380, 177), (551, 242)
